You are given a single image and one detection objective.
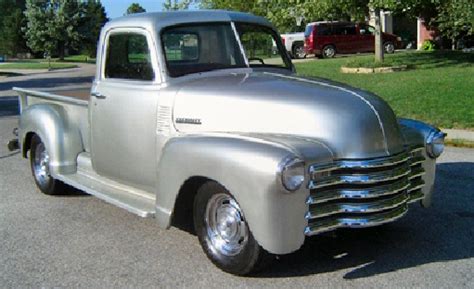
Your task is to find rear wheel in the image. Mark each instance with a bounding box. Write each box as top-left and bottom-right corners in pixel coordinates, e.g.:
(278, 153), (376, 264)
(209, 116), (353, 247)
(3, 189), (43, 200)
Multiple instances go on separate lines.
(384, 41), (395, 54)
(322, 45), (336, 58)
(292, 43), (306, 59)
(193, 181), (270, 275)
(30, 135), (66, 195)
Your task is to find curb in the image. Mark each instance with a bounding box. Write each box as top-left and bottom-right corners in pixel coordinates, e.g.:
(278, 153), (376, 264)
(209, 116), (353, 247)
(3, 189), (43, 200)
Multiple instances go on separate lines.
(341, 65), (408, 74)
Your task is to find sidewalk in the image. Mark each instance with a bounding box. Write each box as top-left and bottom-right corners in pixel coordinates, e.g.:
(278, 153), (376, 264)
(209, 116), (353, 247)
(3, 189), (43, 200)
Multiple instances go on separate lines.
(442, 128), (474, 144)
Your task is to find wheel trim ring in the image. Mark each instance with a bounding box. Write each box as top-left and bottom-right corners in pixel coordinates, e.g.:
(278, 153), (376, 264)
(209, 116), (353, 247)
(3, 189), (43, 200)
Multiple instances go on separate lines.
(204, 193), (249, 257)
(33, 142), (51, 186)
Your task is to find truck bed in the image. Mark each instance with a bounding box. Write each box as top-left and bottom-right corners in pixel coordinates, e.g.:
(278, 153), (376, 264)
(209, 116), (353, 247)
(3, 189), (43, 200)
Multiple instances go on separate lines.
(14, 86), (91, 151)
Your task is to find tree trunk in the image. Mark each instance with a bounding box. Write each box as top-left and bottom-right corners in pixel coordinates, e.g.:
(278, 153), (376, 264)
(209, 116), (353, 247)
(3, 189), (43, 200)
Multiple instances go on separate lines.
(58, 42), (65, 61)
(374, 8), (384, 62)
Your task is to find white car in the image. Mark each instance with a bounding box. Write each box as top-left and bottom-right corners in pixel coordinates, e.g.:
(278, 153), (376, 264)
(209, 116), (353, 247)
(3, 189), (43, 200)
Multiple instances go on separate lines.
(281, 32), (306, 59)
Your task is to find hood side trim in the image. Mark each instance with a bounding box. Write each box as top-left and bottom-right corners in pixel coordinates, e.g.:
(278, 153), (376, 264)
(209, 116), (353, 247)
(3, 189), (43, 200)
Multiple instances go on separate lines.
(265, 73), (390, 156)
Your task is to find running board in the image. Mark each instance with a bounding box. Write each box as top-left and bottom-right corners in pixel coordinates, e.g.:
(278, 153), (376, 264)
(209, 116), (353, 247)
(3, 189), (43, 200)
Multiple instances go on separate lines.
(55, 153), (156, 218)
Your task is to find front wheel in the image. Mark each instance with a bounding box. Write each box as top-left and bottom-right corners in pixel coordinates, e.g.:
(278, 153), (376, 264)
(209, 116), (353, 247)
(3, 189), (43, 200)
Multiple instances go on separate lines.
(193, 181), (270, 275)
(30, 135), (66, 195)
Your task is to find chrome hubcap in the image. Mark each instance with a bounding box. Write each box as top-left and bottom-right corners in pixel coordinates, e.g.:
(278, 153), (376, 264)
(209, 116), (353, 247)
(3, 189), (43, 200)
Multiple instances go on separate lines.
(33, 142), (51, 186)
(385, 43), (395, 53)
(205, 193), (248, 256)
(324, 47), (335, 57)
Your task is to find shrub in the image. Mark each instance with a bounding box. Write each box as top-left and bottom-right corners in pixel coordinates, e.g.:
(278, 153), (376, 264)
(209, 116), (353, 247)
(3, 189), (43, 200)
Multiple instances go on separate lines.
(421, 40), (437, 51)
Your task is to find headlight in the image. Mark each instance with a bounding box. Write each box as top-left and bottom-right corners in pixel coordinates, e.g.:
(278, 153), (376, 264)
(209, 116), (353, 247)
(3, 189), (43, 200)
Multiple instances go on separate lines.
(280, 157), (305, 191)
(426, 130), (446, 158)
(397, 36), (402, 41)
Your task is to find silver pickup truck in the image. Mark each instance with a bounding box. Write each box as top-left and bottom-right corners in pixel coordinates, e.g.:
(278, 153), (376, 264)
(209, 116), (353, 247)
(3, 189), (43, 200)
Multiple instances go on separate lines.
(10, 11), (445, 275)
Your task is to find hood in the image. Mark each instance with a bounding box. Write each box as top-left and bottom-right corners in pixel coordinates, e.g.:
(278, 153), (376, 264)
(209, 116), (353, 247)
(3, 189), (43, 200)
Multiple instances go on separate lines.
(172, 72), (404, 159)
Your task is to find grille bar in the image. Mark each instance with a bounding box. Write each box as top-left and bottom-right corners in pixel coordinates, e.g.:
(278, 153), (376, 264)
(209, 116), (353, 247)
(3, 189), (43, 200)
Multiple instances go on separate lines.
(305, 204), (409, 236)
(308, 163), (411, 190)
(306, 177), (410, 205)
(306, 192), (408, 219)
(309, 151), (410, 174)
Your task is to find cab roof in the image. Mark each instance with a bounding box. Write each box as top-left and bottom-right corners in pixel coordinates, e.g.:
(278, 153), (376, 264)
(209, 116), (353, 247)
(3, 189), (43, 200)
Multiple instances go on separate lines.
(105, 10), (273, 32)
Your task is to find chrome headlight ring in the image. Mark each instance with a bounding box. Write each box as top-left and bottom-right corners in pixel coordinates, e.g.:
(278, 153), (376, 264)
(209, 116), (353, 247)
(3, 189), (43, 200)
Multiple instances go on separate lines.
(426, 130), (446, 159)
(279, 156), (305, 192)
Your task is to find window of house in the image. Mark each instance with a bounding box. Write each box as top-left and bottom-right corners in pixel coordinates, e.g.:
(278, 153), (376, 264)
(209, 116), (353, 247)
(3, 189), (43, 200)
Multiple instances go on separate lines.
(105, 33), (154, 81)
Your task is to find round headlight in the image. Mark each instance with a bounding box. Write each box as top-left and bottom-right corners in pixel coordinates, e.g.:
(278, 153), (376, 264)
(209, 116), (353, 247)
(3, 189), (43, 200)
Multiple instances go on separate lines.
(280, 157), (305, 192)
(426, 130), (446, 159)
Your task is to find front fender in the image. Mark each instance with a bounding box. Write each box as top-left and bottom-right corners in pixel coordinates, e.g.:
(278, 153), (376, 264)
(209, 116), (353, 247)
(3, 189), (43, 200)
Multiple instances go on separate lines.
(19, 103), (84, 175)
(156, 133), (333, 254)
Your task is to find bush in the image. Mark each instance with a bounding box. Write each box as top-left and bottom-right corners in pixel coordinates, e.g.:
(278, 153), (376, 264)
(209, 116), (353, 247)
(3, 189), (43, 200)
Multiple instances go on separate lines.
(421, 40), (437, 51)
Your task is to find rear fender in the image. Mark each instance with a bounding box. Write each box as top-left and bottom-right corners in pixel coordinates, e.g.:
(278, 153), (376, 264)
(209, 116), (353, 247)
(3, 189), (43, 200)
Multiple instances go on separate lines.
(19, 103), (84, 175)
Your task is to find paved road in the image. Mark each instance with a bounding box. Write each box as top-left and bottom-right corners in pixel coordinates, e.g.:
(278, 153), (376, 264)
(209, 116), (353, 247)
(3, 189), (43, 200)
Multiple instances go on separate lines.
(1, 68), (473, 288)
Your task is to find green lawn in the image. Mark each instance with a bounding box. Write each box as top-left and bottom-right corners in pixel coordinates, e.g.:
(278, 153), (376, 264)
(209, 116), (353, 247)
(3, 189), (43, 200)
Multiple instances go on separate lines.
(0, 61), (77, 70)
(60, 54), (96, 64)
(294, 51), (474, 130)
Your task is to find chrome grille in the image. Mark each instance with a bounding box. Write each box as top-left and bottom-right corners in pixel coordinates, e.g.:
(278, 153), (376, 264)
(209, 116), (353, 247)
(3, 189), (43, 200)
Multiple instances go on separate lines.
(305, 147), (426, 236)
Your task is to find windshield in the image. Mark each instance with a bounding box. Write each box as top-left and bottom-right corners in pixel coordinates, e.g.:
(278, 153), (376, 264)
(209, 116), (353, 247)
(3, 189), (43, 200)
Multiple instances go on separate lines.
(161, 22), (291, 77)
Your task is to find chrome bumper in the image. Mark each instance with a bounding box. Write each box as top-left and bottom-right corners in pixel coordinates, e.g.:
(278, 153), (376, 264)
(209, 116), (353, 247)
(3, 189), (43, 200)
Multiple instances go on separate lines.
(305, 147), (426, 236)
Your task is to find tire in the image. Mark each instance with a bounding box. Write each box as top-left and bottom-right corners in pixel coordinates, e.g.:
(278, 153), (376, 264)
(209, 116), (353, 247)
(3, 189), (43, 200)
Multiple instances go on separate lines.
(384, 41), (395, 54)
(193, 181), (271, 275)
(322, 45), (336, 58)
(30, 135), (66, 195)
(292, 42), (306, 59)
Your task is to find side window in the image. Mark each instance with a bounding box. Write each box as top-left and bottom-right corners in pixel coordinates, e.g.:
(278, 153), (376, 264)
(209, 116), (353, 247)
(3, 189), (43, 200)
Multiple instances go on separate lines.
(163, 33), (199, 61)
(317, 25), (330, 36)
(105, 33), (154, 81)
(343, 25), (357, 35)
(360, 25), (375, 35)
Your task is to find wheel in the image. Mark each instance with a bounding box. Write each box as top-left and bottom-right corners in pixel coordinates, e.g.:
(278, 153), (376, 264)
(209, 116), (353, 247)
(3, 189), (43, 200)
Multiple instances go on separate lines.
(193, 181), (270, 275)
(292, 43), (306, 59)
(30, 135), (66, 195)
(322, 45), (336, 58)
(384, 41), (395, 54)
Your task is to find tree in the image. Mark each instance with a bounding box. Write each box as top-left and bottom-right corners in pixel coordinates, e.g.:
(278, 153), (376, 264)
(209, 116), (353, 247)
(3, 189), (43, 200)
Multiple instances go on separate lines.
(200, 0), (370, 34)
(163, 0), (192, 10)
(79, 0), (108, 58)
(0, 0), (28, 57)
(24, 0), (82, 60)
(435, 0), (474, 49)
(126, 3), (146, 14)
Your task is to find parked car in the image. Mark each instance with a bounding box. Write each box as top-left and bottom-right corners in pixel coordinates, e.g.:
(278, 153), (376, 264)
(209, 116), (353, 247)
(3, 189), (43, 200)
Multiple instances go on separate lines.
(281, 32), (306, 59)
(304, 21), (402, 58)
(9, 10), (445, 276)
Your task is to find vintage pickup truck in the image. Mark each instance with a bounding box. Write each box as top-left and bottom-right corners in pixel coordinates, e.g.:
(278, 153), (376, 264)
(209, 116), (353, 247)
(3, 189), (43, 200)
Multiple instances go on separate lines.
(9, 11), (445, 275)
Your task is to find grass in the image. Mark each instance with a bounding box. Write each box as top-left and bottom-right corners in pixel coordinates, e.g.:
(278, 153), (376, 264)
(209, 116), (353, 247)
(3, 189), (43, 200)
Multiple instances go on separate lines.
(60, 54), (96, 64)
(295, 50), (474, 130)
(0, 61), (77, 70)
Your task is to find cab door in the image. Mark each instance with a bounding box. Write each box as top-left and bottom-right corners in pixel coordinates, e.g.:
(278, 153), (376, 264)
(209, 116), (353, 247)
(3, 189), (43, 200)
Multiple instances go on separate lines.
(90, 28), (161, 192)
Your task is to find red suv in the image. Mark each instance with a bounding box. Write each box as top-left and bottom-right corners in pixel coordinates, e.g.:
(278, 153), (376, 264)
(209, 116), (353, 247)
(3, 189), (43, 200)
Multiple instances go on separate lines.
(304, 21), (402, 58)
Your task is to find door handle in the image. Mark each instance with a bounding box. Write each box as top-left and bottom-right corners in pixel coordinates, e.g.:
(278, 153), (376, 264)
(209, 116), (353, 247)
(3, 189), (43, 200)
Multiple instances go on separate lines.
(91, 92), (107, 99)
